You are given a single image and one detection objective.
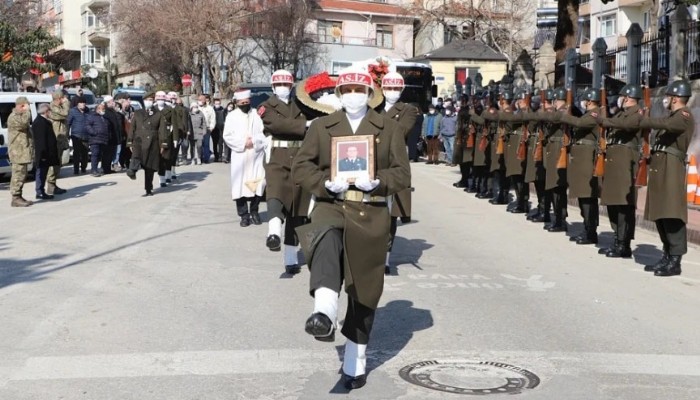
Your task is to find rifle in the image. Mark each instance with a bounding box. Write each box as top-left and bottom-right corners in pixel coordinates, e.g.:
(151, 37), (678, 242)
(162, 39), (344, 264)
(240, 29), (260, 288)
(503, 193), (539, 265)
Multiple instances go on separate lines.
(534, 89), (545, 162)
(495, 95), (505, 155)
(466, 96), (477, 148)
(636, 72), (651, 187)
(516, 92), (531, 160)
(594, 78), (608, 177)
(556, 87), (573, 169)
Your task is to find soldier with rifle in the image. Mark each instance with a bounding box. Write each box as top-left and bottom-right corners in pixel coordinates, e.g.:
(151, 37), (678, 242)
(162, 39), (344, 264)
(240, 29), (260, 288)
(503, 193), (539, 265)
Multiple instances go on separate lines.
(525, 90), (551, 223)
(483, 90), (509, 205)
(638, 79), (694, 277)
(452, 95), (475, 190)
(595, 83), (643, 258)
(502, 89), (529, 213)
(469, 93), (490, 198)
(557, 88), (601, 245)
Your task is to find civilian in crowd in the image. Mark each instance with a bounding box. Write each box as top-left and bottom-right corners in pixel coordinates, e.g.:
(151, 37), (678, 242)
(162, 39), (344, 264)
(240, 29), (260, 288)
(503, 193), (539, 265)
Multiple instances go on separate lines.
(85, 103), (111, 177)
(102, 96), (124, 174)
(213, 98), (226, 162)
(440, 106), (458, 166)
(67, 96), (90, 175)
(32, 104), (59, 200)
(198, 94), (216, 163)
(422, 104), (442, 164)
(188, 103), (207, 165)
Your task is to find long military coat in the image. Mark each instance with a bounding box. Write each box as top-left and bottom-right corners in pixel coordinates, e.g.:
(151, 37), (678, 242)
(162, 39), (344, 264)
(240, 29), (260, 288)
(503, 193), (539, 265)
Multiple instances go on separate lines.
(640, 106), (694, 223)
(600, 104), (642, 206)
(524, 118), (545, 183)
(293, 109), (410, 309)
(8, 110), (33, 165)
(560, 107), (600, 199)
(50, 99), (71, 151)
(452, 109), (473, 164)
(500, 109), (527, 177)
(260, 95), (310, 216)
(380, 101), (417, 219)
(534, 107), (568, 190)
(172, 104), (188, 141)
(470, 110), (490, 167)
(157, 106), (174, 161)
(484, 108), (505, 173)
(129, 107), (168, 171)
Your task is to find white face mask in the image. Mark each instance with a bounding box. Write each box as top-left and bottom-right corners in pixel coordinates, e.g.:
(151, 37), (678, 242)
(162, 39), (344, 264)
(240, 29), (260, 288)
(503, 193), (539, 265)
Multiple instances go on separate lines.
(579, 100), (588, 110)
(663, 97), (671, 110)
(617, 97), (624, 108)
(144, 100), (153, 109)
(274, 86), (291, 100)
(197, 100), (204, 107)
(156, 100), (165, 108)
(445, 110), (452, 116)
(429, 110), (436, 115)
(383, 90), (401, 104)
(341, 92), (369, 114)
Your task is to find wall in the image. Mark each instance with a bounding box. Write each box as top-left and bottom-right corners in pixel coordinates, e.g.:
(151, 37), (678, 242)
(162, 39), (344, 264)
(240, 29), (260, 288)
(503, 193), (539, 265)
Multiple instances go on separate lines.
(429, 60), (508, 98)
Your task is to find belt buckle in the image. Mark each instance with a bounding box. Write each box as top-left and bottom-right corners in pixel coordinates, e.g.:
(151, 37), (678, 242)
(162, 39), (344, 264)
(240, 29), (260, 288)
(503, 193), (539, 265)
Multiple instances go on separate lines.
(344, 190), (364, 202)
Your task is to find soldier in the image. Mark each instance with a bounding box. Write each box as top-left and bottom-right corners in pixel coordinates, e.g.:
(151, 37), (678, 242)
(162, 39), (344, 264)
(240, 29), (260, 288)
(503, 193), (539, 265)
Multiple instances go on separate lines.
(258, 69), (309, 274)
(452, 96), (474, 190)
(524, 91), (551, 223)
(7, 97), (34, 207)
(596, 84), (642, 257)
(154, 91), (174, 187)
(483, 91), (509, 205)
(48, 91), (70, 195)
(639, 80), (694, 277)
(126, 92), (169, 196)
(502, 90), (529, 213)
(469, 96), (491, 198)
(531, 88), (569, 232)
(293, 67), (410, 390)
(172, 94), (189, 166)
(378, 71), (418, 274)
(555, 88), (600, 244)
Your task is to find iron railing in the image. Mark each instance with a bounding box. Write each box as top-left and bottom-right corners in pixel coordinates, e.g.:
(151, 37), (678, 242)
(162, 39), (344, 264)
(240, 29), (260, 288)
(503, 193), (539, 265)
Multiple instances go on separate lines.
(640, 30), (669, 88)
(686, 19), (700, 80)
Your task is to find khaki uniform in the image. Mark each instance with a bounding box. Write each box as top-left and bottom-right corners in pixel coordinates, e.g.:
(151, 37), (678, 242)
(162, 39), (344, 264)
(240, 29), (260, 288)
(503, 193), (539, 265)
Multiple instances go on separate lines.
(48, 98), (71, 185)
(469, 110), (491, 196)
(640, 106), (694, 256)
(379, 101), (417, 219)
(293, 109), (410, 310)
(8, 110), (33, 196)
(483, 108), (507, 203)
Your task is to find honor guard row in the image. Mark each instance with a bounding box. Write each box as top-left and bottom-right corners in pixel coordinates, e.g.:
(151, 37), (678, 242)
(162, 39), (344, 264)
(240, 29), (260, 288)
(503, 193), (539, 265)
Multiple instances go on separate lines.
(456, 78), (694, 277)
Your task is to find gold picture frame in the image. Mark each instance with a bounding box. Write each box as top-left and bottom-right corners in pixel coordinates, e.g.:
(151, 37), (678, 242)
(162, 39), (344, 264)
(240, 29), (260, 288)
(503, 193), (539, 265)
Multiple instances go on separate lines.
(331, 135), (376, 184)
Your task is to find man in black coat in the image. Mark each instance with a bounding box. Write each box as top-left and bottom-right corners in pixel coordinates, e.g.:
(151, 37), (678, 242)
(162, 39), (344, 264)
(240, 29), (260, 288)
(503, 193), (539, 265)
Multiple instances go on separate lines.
(32, 104), (60, 200)
(102, 96), (124, 174)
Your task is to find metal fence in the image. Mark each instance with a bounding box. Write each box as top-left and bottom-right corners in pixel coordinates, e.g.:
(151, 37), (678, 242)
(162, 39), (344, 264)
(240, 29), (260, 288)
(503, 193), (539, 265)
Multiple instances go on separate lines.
(687, 20), (700, 80)
(640, 31), (669, 88)
(604, 44), (628, 81)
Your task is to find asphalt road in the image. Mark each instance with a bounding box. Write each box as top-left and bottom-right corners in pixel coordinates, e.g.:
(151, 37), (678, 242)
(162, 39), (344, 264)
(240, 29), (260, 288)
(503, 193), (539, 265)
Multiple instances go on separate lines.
(1, 162), (699, 400)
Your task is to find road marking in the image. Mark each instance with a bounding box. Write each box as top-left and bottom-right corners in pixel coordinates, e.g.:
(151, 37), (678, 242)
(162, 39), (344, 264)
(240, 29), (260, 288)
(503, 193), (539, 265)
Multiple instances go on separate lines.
(8, 349), (700, 382)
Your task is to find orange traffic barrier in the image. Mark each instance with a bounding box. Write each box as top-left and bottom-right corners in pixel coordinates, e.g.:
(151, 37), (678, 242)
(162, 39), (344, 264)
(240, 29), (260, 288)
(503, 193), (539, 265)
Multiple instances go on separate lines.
(689, 155), (699, 203)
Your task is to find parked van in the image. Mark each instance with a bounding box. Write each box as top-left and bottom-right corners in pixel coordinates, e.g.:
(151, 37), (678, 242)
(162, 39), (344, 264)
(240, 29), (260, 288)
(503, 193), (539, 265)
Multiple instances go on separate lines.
(0, 92), (53, 177)
(113, 87), (147, 106)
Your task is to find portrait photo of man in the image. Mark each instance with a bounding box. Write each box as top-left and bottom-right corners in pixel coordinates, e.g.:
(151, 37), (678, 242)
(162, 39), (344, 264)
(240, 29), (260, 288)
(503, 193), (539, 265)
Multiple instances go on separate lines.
(338, 145), (367, 172)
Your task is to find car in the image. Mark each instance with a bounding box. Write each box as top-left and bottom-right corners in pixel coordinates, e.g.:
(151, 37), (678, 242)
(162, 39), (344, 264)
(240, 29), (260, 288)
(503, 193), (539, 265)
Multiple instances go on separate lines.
(237, 83), (273, 109)
(113, 87), (147, 107)
(0, 92), (58, 178)
(64, 88), (98, 111)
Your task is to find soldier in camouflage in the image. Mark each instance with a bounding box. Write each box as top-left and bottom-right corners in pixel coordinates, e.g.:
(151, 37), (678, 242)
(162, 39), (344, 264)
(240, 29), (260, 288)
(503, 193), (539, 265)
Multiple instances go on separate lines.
(8, 97), (34, 207)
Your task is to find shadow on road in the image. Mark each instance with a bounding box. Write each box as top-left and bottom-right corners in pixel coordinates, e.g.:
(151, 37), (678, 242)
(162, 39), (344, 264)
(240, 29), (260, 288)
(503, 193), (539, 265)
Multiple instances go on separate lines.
(389, 236), (433, 274)
(328, 300), (433, 394)
(48, 181), (118, 201)
(633, 243), (663, 266)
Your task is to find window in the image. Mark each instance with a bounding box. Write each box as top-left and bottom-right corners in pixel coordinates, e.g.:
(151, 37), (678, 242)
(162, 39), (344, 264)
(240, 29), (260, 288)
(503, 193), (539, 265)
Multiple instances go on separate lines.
(462, 25), (471, 39)
(600, 14), (616, 37)
(376, 25), (393, 48)
(83, 46), (104, 65)
(491, 0), (498, 10)
(318, 20), (342, 44)
(642, 11), (650, 32)
(579, 18), (591, 44)
(85, 12), (95, 29)
(0, 103), (13, 129)
(332, 61), (352, 75)
(444, 24), (458, 45)
(55, 20), (62, 38)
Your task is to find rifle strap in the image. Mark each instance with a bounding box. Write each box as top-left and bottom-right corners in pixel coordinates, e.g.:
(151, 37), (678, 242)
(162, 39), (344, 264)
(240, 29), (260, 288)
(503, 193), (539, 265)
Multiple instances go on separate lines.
(573, 139), (597, 146)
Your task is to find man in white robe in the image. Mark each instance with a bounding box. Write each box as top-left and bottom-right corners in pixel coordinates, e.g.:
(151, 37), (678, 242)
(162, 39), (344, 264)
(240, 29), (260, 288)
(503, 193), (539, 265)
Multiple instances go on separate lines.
(223, 89), (267, 227)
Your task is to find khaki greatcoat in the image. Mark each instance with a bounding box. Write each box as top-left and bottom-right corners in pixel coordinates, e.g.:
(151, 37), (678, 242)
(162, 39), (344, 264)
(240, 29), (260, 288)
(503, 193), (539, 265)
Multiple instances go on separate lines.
(380, 101), (417, 219)
(600, 104), (642, 206)
(469, 110), (490, 167)
(560, 107), (600, 199)
(293, 109), (410, 309)
(524, 119), (545, 183)
(533, 107), (568, 190)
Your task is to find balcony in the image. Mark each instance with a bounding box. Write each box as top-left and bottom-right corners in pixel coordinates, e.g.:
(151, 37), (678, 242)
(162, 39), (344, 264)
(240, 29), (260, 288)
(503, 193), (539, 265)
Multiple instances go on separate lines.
(307, 33), (386, 48)
(618, 0), (647, 6)
(87, 27), (110, 45)
(87, 0), (110, 11)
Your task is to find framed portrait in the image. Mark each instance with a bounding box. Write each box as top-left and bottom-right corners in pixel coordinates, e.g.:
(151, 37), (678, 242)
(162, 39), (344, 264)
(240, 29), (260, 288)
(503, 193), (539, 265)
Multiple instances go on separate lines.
(331, 135), (375, 183)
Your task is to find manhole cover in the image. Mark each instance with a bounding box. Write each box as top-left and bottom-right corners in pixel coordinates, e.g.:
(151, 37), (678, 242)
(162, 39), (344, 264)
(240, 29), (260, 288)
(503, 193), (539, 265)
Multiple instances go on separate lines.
(399, 360), (540, 395)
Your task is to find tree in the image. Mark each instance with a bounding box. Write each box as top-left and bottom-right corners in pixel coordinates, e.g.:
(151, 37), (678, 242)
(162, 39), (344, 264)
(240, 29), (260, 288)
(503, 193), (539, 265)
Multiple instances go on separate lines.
(247, 0), (323, 78)
(554, 0), (579, 63)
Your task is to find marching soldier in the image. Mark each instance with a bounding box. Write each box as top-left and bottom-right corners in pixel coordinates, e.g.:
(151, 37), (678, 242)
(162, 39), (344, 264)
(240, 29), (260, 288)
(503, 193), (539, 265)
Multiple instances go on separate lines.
(259, 69), (309, 275)
(293, 67), (410, 390)
(469, 96), (491, 198)
(453, 96), (475, 191)
(530, 87), (568, 232)
(639, 80), (694, 277)
(596, 84), (643, 257)
(525, 91), (551, 223)
(502, 90), (528, 213)
(126, 92), (169, 196)
(378, 71), (418, 274)
(48, 91), (70, 195)
(8, 97), (34, 207)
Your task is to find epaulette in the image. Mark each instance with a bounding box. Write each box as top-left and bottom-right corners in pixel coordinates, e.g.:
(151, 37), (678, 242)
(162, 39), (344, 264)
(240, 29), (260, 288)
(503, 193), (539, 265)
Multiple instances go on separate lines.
(257, 106), (266, 117)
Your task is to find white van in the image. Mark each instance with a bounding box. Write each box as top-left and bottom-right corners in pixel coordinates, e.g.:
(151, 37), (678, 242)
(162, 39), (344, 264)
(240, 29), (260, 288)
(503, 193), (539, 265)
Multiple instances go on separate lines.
(0, 92), (53, 177)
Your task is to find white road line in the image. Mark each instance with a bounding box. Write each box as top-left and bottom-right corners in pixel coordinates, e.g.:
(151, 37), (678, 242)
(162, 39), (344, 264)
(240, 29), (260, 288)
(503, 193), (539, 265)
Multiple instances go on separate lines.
(9, 349), (700, 381)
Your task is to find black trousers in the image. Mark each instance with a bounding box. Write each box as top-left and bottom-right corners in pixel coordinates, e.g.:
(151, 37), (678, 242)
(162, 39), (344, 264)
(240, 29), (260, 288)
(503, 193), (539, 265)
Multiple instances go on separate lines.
(549, 186), (568, 225)
(309, 229), (375, 345)
(490, 169), (507, 201)
(72, 137), (89, 173)
(509, 175), (528, 207)
(474, 166), (489, 194)
(578, 197), (599, 235)
(389, 217), (398, 252)
(267, 198), (303, 246)
(458, 162), (472, 185)
(608, 204), (636, 242)
(158, 153), (171, 177)
(170, 140), (181, 169)
(103, 144), (116, 173)
(211, 127), (222, 161)
(655, 218), (687, 256)
(235, 196), (261, 217)
(533, 179), (549, 212)
(144, 168), (155, 192)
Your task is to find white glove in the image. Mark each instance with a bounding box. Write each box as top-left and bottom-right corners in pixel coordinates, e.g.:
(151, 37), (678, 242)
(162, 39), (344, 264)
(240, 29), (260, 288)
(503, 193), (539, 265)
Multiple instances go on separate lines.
(354, 175), (380, 192)
(324, 176), (349, 194)
(305, 118), (316, 128)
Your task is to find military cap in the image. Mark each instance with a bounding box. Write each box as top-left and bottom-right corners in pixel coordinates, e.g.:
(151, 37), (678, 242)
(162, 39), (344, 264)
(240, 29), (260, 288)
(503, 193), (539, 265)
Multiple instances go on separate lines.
(553, 87), (566, 100)
(622, 84), (642, 99)
(543, 89), (555, 101)
(501, 90), (514, 100)
(583, 88), (601, 102)
(15, 96), (29, 105)
(51, 91), (64, 100)
(666, 80), (692, 97)
(143, 91), (156, 100)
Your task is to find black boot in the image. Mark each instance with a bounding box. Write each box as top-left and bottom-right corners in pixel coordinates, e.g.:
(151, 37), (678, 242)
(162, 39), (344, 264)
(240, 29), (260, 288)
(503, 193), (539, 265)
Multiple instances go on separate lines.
(576, 231), (598, 245)
(606, 241), (632, 258)
(599, 238), (619, 255)
(547, 222), (567, 232)
(644, 252), (669, 272)
(305, 312), (335, 342)
(654, 255), (682, 277)
(240, 215), (252, 227)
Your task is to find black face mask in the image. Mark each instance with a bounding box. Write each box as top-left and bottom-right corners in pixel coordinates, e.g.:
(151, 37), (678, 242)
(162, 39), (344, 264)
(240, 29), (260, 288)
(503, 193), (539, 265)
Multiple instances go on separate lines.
(238, 104), (251, 114)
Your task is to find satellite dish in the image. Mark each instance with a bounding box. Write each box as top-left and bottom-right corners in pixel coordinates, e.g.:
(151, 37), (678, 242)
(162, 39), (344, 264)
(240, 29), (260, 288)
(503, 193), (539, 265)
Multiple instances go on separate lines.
(87, 68), (98, 79)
